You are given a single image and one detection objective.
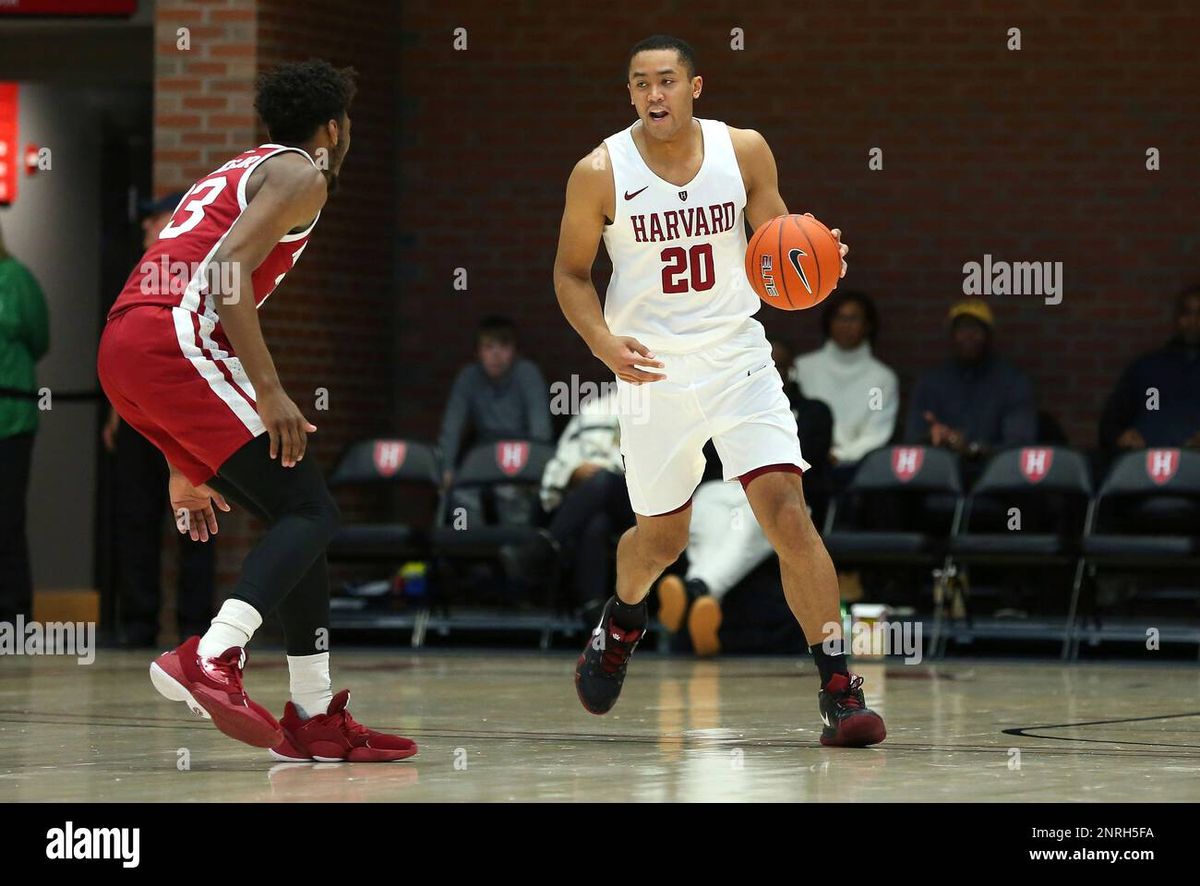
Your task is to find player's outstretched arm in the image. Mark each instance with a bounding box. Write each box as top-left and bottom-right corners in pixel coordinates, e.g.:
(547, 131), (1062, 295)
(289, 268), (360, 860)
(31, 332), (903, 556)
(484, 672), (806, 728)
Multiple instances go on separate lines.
(732, 127), (849, 278)
(212, 153), (327, 466)
(553, 149), (665, 383)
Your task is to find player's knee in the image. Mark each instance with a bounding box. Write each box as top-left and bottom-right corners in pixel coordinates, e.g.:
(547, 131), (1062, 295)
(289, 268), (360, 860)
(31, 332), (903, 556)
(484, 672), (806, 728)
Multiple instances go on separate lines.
(285, 485), (341, 543)
(314, 491), (342, 542)
(643, 531), (688, 567)
(790, 497), (816, 529)
(765, 497), (813, 539)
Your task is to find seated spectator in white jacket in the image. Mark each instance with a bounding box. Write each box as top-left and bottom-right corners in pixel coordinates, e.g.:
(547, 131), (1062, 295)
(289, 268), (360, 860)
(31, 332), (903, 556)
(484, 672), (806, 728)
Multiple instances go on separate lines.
(793, 290), (898, 471)
(537, 389), (633, 622)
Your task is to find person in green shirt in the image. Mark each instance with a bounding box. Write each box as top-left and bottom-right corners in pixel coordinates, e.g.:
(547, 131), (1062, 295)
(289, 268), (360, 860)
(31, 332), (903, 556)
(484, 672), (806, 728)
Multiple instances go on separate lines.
(0, 218), (49, 623)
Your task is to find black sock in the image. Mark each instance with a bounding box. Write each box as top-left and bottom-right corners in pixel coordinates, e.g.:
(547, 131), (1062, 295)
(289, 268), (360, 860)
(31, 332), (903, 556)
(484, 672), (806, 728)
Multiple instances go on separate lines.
(809, 640), (849, 687)
(610, 596), (648, 630)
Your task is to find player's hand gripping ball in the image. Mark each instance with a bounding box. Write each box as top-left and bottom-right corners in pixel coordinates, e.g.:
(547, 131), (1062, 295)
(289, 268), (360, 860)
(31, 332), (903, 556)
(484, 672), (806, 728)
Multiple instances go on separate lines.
(745, 213), (845, 310)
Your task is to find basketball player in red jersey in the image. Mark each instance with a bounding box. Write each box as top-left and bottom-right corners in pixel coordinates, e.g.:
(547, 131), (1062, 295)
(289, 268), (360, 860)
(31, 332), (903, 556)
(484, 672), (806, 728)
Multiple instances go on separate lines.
(553, 36), (885, 746)
(98, 61), (415, 762)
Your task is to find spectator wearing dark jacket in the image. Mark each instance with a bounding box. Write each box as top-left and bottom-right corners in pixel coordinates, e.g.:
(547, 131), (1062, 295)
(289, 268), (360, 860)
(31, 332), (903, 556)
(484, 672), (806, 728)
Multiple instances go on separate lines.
(905, 298), (1036, 459)
(1100, 286), (1200, 453)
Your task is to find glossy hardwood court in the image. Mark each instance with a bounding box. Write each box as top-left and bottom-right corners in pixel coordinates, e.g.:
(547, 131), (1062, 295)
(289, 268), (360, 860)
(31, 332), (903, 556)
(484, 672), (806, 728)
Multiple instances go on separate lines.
(2, 650), (1198, 802)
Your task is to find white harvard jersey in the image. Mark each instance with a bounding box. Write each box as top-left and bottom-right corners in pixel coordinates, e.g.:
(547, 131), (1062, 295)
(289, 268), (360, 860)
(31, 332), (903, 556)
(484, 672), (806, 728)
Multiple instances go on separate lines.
(601, 118), (760, 354)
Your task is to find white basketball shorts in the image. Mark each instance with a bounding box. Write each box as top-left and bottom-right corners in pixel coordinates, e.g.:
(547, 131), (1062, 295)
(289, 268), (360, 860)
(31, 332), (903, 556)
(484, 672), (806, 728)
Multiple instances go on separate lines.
(615, 317), (809, 516)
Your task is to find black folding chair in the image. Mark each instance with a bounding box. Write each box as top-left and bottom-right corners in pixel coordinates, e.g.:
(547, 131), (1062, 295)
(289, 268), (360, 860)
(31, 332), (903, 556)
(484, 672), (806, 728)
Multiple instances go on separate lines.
(823, 446), (963, 655)
(1071, 448), (1200, 658)
(430, 440), (561, 640)
(326, 438), (441, 563)
(948, 446), (1092, 658)
(323, 439), (443, 645)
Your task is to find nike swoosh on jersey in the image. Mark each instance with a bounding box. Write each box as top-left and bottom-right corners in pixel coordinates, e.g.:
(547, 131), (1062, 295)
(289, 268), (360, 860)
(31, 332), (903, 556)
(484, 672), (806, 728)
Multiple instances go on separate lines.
(624, 186), (649, 200)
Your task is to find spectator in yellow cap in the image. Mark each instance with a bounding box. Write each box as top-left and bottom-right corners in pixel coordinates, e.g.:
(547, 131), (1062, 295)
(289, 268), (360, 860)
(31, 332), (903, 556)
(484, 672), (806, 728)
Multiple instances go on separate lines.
(903, 298), (1036, 458)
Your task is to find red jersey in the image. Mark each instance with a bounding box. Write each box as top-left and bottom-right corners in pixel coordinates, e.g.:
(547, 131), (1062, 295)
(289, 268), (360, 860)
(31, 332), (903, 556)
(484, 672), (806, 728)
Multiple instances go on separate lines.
(108, 144), (320, 352)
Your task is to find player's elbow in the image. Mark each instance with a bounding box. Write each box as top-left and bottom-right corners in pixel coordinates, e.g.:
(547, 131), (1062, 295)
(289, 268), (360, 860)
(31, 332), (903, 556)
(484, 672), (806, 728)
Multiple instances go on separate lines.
(210, 247), (235, 273)
(553, 262), (590, 295)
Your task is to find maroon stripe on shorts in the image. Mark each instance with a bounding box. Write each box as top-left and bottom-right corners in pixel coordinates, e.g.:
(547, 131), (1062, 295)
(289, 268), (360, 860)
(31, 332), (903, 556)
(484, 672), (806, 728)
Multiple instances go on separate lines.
(738, 462), (805, 490)
(645, 496), (693, 518)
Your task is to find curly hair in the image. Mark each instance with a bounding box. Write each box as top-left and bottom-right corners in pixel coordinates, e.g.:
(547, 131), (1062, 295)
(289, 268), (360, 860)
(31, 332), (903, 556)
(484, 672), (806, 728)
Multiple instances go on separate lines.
(254, 59), (357, 144)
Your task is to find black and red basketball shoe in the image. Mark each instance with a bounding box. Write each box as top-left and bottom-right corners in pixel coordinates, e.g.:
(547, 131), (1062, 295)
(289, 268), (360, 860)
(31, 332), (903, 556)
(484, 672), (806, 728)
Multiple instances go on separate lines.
(575, 596), (645, 715)
(818, 673), (887, 747)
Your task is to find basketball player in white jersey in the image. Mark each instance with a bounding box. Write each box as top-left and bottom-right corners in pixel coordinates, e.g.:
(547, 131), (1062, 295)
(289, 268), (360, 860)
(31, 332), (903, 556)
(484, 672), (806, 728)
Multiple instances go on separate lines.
(553, 35), (885, 746)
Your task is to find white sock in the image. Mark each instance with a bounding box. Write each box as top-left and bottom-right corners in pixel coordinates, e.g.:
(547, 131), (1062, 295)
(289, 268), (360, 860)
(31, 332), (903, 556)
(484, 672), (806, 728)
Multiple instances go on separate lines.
(197, 599), (263, 659)
(288, 652), (332, 720)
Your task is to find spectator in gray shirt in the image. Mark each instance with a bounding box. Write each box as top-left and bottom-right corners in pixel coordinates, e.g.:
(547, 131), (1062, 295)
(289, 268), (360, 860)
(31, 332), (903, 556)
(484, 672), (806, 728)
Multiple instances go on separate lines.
(904, 298), (1036, 459)
(438, 315), (553, 486)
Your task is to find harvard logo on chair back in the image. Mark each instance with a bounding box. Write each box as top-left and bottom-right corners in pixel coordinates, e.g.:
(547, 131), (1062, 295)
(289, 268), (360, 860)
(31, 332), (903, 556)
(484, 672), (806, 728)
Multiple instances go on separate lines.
(495, 441), (531, 477)
(890, 447), (925, 482)
(1145, 448), (1180, 486)
(1019, 447), (1054, 483)
(372, 440), (408, 477)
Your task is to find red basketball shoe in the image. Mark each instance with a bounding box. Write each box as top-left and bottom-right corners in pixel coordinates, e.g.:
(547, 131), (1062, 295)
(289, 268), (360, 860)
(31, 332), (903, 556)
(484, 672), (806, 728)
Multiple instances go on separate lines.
(149, 635), (282, 748)
(269, 690), (418, 762)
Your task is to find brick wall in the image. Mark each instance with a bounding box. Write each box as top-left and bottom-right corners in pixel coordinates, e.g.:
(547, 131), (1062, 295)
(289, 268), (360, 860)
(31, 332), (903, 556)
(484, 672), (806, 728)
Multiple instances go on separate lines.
(396, 0), (1199, 447)
(154, 0), (258, 187)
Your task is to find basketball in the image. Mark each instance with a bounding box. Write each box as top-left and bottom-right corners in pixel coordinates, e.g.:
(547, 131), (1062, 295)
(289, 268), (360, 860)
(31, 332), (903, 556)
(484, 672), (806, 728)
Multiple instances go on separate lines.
(745, 213), (842, 310)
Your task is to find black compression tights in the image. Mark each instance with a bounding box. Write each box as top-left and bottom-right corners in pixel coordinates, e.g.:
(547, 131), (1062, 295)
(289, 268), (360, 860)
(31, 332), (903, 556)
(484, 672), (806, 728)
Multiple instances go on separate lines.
(205, 433), (340, 657)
